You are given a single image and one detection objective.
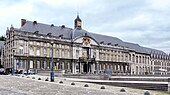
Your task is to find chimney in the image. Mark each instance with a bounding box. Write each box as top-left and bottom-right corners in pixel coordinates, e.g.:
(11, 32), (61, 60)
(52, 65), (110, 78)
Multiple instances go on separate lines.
(21, 19), (26, 27)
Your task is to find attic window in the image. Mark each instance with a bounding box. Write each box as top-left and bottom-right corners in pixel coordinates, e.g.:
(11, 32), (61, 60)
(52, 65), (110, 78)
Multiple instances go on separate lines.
(47, 33), (52, 36)
(33, 21), (37, 24)
(51, 24), (54, 27)
(59, 34), (63, 38)
(85, 33), (87, 36)
(100, 41), (104, 44)
(61, 25), (65, 29)
(107, 42), (111, 45)
(114, 44), (118, 46)
(34, 31), (39, 34)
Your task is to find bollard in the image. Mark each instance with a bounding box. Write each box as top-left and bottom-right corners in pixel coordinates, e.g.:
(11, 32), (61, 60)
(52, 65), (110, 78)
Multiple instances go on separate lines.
(45, 78), (49, 81)
(84, 84), (89, 87)
(100, 86), (105, 89)
(168, 78), (170, 92)
(71, 82), (75, 85)
(120, 88), (126, 92)
(144, 91), (150, 95)
(59, 81), (63, 84)
(38, 78), (41, 80)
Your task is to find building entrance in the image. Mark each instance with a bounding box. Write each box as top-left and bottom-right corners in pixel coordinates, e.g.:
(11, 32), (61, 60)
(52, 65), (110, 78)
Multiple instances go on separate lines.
(83, 63), (89, 73)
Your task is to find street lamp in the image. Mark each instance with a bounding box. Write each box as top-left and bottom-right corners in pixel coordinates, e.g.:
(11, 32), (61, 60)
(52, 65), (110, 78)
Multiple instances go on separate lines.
(12, 49), (15, 76)
(50, 41), (54, 82)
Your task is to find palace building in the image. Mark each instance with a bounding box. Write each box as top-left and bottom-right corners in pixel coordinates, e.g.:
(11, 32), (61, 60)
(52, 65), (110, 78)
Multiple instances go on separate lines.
(2, 15), (170, 75)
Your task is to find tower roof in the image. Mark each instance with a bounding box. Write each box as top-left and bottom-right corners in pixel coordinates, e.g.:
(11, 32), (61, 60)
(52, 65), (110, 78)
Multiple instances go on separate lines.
(75, 14), (81, 21)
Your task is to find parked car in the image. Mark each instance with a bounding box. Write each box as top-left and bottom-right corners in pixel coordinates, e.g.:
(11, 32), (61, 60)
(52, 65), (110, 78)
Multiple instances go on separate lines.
(5, 68), (12, 75)
(23, 69), (35, 75)
(104, 69), (112, 75)
(0, 68), (5, 75)
(94, 70), (104, 74)
(18, 70), (24, 74)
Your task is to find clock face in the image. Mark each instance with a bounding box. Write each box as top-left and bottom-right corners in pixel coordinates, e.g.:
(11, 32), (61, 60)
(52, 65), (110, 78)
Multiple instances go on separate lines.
(77, 21), (81, 26)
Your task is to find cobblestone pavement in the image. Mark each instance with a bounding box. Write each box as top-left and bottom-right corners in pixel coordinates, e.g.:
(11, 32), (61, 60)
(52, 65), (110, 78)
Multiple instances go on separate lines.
(0, 75), (169, 95)
(0, 75), (117, 95)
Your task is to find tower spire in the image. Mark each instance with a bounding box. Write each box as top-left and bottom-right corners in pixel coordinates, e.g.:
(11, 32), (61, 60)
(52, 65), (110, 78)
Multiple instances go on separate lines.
(74, 13), (82, 29)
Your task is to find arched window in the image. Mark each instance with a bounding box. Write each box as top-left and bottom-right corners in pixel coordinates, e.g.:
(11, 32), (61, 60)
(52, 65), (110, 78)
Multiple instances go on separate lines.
(143, 56), (145, 63)
(136, 56), (138, 63)
(139, 56), (141, 63)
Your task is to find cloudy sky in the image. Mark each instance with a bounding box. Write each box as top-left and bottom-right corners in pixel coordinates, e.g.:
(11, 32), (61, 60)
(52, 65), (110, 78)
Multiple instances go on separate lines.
(0, 0), (170, 53)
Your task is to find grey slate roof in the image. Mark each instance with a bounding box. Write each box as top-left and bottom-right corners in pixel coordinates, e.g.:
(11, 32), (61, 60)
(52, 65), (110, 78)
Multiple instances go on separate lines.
(18, 20), (167, 55)
(20, 21), (73, 39)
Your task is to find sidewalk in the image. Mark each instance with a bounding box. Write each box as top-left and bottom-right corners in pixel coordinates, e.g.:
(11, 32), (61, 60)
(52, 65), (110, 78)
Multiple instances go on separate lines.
(27, 74), (170, 95)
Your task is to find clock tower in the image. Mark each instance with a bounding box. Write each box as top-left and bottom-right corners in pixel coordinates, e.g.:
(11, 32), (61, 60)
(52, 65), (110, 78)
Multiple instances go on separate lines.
(74, 14), (82, 29)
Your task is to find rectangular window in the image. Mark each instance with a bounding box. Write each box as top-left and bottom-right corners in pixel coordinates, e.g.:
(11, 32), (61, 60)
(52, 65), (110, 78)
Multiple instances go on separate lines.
(29, 47), (34, 55)
(37, 48), (40, 56)
(19, 46), (24, 54)
(103, 54), (106, 61)
(37, 61), (40, 69)
(136, 56), (138, 63)
(68, 51), (70, 58)
(30, 60), (33, 69)
(62, 49), (64, 58)
(56, 49), (59, 58)
(37, 42), (40, 46)
(44, 48), (47, 56)
(44, 43), (47, 47)
(76, 50), (79, 58)
(19, 40), (24, 44)
(50, 49), (52, 57)
(29, 41), (33, 45)
(107, 54), (109, 61)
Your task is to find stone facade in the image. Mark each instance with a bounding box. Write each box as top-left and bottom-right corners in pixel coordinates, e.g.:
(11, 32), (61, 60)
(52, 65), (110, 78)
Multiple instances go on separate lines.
(2, 15), (170, 75)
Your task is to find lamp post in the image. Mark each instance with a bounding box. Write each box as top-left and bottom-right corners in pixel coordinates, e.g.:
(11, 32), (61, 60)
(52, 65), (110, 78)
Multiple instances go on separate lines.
(50, 41), (54, 82)
(12, 49), (15, 75)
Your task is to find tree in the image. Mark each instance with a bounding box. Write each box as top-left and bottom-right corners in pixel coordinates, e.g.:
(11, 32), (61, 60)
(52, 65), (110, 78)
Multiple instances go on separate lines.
(0, 64), (4, 68)
(0, 36), (5, 41)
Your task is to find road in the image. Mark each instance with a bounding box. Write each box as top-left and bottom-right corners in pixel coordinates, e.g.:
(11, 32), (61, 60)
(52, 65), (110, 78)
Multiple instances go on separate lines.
(0, 75), (115, 95)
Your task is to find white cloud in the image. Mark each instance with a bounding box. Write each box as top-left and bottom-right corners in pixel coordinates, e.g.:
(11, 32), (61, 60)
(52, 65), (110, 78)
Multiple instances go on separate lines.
(0, 0), (170, 53)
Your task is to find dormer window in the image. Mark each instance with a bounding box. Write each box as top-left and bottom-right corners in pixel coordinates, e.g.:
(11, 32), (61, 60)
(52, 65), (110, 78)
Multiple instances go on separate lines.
(47, 33), (52, 36)
(107, 42), (111, 45)
(114, 44), (118, 46)
(59, 34), (63, 38)
(100, 41), (104, 44)
(34, 31), (39, 34)
(84, 33), (87, 36)
(51, 24), (54, 27)
(33, 21), (37, 25)
(61, 25), (65, 29)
